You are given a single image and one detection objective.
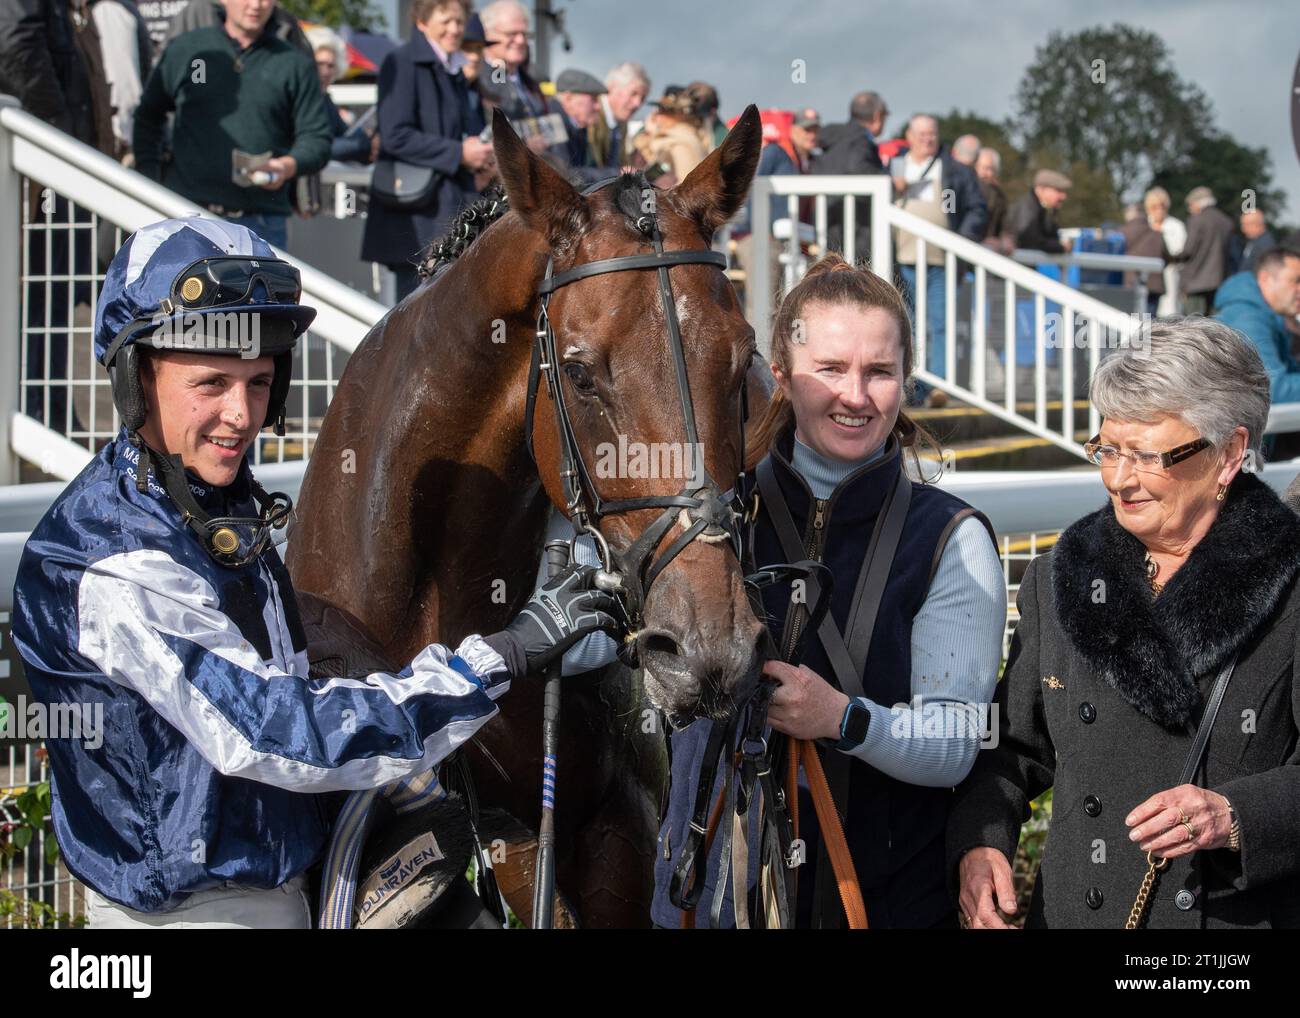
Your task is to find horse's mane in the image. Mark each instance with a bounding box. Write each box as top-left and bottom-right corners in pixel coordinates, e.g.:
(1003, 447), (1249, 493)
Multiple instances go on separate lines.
(416, 172), (653, 279)
(417, 185), (510, 278)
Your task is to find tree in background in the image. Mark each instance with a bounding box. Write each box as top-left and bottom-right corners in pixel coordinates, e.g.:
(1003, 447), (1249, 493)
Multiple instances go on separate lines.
(1014, 23), (1209, 203)
(1151, 130), (1290, 235)
(280, 0), (385, 31)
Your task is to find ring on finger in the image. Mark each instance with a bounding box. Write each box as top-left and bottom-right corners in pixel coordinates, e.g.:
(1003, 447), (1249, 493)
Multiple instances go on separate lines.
(1181, 820), (1195, 842)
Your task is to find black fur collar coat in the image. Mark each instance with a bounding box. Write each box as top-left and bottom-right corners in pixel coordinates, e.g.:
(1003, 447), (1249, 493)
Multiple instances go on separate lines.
(1053, 471), (1300, 729)
(948, 472), (1300, 928)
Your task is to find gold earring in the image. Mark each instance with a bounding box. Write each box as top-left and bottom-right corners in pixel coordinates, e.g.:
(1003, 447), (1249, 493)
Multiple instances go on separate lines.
(1216, 484), (1227, 502)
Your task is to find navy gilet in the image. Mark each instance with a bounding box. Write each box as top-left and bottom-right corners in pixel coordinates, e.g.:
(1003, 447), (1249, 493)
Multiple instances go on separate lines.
(650, 427), (991, 928)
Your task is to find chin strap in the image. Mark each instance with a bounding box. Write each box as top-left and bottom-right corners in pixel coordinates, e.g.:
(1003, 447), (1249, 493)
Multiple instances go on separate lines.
(131, 433), (292, 568)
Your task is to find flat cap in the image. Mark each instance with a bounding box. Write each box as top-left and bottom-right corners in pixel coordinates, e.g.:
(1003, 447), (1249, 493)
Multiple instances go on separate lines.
(554, 68), (606, 95)
(793, 107), (821, 128)
(1034, 169), (1073, 190)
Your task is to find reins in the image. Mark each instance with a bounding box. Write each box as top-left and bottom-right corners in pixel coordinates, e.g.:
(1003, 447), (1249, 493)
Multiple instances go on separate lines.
(672, 560), (869, 930)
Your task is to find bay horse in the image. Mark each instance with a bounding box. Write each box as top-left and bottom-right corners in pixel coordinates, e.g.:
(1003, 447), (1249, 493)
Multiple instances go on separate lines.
(286, 107), (767, 927)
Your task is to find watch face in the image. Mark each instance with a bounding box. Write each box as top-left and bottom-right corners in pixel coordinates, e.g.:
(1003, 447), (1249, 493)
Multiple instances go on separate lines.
(843, 701), (870, 745)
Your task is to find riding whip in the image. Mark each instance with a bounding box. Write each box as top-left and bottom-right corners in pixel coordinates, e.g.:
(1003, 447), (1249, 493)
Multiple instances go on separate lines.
(532, 538), (570, 928)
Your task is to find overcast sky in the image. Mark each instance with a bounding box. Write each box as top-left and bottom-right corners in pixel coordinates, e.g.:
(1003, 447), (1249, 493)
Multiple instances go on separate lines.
(379, 0), (1300, 221)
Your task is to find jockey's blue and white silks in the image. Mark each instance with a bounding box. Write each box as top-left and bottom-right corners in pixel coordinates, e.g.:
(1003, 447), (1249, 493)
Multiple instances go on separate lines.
(11, 431), (509, 913)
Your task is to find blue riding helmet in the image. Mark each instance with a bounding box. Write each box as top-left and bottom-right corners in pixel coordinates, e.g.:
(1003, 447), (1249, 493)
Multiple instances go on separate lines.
(96, 217), (317, 437)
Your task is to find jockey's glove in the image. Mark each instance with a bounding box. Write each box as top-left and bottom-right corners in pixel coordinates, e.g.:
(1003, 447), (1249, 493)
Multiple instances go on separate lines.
(483, 564), (627, 677)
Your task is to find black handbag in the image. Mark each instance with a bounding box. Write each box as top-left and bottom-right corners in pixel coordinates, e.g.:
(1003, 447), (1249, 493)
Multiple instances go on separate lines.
(369, 158), (439, 210)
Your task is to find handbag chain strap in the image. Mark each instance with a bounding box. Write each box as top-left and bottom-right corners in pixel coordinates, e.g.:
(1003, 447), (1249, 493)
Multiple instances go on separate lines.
(1123, 651), (1237, 929)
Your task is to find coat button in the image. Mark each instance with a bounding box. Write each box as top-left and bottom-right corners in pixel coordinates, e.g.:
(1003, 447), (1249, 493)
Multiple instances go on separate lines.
(1175, 889), (1196, 911)
(1086, 887), (1103, 910)
(1078, 702), (1096, 723)
(1083, 794), (1102, 817)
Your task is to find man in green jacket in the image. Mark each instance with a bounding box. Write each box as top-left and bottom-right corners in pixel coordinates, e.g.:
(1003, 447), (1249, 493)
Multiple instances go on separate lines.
(133, 0), (331, 249)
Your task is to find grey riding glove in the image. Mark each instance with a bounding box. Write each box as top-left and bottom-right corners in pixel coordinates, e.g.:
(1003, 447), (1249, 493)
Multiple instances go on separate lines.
(483, 564), (626, 677)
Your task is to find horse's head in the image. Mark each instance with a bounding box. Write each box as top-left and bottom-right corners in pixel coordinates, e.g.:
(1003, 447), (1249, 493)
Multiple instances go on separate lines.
(493, 106), (767, 726)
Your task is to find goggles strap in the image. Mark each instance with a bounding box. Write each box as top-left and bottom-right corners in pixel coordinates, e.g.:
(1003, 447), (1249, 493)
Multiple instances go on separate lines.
(139, 438), (290, 568)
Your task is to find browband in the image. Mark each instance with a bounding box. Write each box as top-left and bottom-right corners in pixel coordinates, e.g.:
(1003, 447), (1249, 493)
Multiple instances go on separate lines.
(538, 250), (728, 294)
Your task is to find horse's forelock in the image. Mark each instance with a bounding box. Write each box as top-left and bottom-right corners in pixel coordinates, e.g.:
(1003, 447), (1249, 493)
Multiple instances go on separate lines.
(608, 172), (651, 224)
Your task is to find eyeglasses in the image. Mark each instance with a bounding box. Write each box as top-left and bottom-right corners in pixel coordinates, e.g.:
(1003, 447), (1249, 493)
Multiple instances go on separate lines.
(170, 257), (302, 311)
(1083, 434), (1211, 472)
(490, 30), (533, 41)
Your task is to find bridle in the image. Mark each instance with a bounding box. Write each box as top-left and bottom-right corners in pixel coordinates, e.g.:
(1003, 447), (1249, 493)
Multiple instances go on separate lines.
(523, 184), (750, 652)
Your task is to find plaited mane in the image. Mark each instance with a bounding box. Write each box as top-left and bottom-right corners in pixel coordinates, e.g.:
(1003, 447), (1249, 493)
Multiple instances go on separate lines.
(417, 185), (510, 278)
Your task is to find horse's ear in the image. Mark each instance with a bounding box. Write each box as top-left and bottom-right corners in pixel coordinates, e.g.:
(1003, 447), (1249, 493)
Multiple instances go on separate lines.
(673, 104), (763, 236)
(492, 108), (589, 251)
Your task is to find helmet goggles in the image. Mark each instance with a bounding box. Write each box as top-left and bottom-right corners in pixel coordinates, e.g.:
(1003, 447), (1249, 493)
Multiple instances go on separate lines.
(167, 256), (302, 313)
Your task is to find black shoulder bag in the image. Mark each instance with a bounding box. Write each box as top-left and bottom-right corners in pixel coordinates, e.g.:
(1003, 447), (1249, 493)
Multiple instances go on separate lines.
(370, 159), (440, 210)
(1124, 653), (1237, 929)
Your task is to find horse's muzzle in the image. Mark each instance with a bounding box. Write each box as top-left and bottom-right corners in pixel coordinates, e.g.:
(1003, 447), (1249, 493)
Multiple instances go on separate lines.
(639, 624), (764, 727)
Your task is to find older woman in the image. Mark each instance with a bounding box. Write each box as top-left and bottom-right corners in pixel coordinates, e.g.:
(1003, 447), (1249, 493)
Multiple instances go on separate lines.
(360, 0), (492, 301)
(1146, 186), (1186, 316)
(949, 318), (1300, 929)
(653, 255), (1007, 928)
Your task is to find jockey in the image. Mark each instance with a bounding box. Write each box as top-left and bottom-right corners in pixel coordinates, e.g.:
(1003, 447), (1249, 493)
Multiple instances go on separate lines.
(10, 218), (623, 928)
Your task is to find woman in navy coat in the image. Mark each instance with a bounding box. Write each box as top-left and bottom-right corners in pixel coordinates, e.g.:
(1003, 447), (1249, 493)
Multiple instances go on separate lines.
(360, 0), (492, 300)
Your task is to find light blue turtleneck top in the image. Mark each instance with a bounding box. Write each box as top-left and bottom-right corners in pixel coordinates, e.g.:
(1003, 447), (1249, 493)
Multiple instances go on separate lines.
(790, 434), (887, 500)
(541, 436), (1006, 787)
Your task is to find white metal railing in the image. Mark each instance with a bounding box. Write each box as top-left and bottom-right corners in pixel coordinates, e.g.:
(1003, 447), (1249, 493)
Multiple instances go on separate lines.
(1009, 248), (1164, 316)
(748, 174), (1141, 459)
(0, 97), (385, 484)
(744, 174), (1300, 460)
(7, 456), (1300, 612)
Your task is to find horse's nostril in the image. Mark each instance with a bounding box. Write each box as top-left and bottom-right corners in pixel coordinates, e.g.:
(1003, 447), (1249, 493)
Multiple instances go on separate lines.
(642, 633), (681, 659)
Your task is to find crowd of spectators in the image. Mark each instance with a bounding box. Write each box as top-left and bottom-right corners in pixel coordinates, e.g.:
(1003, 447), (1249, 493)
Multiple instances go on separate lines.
(2, 0), (1297, 383)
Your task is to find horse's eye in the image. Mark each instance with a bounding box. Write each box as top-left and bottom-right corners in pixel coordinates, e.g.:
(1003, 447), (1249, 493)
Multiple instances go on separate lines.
(563, 362), (596, 393)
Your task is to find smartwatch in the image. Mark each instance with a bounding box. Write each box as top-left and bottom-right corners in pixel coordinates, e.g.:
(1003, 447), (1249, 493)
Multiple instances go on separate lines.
(835, 698), (871, 751)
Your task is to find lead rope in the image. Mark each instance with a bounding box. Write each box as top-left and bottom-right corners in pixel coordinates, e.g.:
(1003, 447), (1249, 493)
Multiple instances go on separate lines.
(680, 755), (734, 930)
(677, 559), (868, 929)
(798, 740), (868, 929)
